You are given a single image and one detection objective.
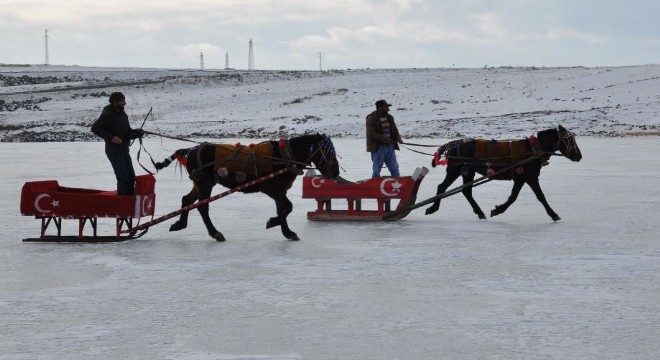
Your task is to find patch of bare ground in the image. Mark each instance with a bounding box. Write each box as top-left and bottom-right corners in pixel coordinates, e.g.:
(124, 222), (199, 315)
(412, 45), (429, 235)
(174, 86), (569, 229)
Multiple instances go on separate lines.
(622, 131), (660, 137)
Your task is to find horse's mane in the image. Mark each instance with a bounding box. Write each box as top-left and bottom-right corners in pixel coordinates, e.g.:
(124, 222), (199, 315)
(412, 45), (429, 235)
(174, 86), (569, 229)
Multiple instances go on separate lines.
(288, 133), (325, 144)
(536, 127), (558, 138)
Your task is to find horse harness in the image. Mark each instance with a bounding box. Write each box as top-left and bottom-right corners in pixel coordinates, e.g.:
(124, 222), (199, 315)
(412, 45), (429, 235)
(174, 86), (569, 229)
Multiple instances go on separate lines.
(473, 139), (532, 177)
(434, 137), (553, 178)
(181, 137), (334, 182)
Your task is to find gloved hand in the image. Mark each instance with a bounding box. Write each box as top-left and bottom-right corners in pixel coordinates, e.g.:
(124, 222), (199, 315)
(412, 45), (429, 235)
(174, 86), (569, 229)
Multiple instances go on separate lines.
(137, 129), (145, 138)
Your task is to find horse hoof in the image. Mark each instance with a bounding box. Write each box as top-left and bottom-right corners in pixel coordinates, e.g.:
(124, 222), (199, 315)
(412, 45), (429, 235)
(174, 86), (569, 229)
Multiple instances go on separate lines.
(266, 218), (282, 229)
(169, 222), (186, 232)
(425, 207), (438, 215)
(552, 215), (561, 222)
(213, 232), (226, 242)
(478, 213), (487, 220)
(287, 234), (300, 241)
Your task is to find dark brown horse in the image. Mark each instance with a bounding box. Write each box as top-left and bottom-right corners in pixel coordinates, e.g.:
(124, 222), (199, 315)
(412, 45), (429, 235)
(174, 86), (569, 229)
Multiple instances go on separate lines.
(425, 125), (582, 221)
(155, 134), (340, 241)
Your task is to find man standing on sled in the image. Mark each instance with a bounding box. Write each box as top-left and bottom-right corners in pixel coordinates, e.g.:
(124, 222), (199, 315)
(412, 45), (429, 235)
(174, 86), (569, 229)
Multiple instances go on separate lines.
(366, 99), (404, 178)
(91, 92), (144, 195)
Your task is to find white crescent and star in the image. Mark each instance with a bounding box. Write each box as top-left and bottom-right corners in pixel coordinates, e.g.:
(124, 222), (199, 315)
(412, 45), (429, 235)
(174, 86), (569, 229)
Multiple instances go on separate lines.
(380, 178), (402, 197)
(33, 193), (60, 213)
(311, 177), (326, 188)
(142, 196), (154, 216)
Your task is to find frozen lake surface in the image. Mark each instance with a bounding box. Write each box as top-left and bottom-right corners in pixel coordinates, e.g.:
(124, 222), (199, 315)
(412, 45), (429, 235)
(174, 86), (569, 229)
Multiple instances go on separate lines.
(1, 137), (659, 359)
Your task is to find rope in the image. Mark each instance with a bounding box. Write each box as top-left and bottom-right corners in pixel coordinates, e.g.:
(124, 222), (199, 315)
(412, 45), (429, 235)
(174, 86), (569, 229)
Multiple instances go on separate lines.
(134, 108), (156, 175)
(136, 137), (156, 175)
(401, 142), (441, 147)
(143, 130), (203, 144)
(401, 144), (435, 156)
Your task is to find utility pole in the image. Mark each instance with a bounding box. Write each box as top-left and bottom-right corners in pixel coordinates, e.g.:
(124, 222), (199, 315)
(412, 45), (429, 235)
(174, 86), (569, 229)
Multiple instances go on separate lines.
(200, 52), (204, 70)
(248, 38), (255, 71)
(44, 30), (49, 66)
(225, 52), (230, 70)
(319, 52), (322, 72)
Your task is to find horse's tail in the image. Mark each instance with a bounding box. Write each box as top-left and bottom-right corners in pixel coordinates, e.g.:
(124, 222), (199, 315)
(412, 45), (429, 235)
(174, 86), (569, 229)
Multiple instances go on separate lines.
(155, 148), (191, 170)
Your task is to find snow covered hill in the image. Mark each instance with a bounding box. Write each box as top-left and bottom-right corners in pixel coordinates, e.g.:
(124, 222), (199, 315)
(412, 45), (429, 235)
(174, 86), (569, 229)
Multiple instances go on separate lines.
(1, 64), (659, 142)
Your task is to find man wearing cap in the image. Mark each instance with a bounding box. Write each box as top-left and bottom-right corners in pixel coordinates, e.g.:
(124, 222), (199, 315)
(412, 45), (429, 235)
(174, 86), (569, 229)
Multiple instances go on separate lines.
(91, 92), (144, 195)
(366, 99), (403, 178)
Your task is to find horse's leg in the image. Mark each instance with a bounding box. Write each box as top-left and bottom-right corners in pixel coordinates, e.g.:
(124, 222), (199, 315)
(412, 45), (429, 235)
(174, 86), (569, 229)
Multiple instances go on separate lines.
(265, 201), (284, 229)
(169, 186), (198, 232)
(265, 191), (299, 241)
(194, 177), (226, 241)
(460, 172), (487, 219)
(526, 177), (561, 221)
(425, 168), (460, 215)
(490, 178), (525, 218)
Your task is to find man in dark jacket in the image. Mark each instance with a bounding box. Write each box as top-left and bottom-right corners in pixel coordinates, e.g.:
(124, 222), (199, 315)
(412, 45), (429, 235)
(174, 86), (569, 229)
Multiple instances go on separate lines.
(366, 99), (403, 177)
(91, 92), (144, 195)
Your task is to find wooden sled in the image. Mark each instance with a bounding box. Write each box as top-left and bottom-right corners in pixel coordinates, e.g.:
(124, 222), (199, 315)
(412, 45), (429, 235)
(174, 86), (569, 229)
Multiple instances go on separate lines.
(20, 174), (156, 242)
(302, 167), (428, 221)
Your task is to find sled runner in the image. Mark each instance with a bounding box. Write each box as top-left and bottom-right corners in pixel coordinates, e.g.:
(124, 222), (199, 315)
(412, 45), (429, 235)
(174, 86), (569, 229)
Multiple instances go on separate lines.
(20, 174), (156, 242)
(302, 167), (428, 221)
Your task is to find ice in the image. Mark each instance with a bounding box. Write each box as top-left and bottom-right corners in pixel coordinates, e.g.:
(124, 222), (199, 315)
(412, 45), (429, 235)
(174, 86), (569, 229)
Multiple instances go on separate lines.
(1, 137), (659, 359)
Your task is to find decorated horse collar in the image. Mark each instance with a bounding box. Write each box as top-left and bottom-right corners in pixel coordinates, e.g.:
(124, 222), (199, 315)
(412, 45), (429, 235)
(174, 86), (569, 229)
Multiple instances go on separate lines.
(278, 138), (304, 175)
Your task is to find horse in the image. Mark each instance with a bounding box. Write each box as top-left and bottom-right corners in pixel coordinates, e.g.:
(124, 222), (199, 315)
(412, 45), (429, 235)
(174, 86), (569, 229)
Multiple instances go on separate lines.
(154, 134), (340, 241)
(424, 125), (582, 221)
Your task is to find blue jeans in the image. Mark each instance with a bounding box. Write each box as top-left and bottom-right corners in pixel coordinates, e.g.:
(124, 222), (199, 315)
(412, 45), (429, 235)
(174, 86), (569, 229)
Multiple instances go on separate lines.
(107, 153), (136, 195)
(371, 144), (400, 178)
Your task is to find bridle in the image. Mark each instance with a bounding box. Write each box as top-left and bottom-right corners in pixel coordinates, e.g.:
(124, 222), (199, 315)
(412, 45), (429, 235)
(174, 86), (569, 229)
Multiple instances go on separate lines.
(556, 129), (579, 158)
(307, 137), (338, 175)
(529, 128), (579, 159)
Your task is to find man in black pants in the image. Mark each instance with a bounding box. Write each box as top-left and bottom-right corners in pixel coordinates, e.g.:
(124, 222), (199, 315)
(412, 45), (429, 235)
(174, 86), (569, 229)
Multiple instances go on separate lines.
(91, 92), (144, 195)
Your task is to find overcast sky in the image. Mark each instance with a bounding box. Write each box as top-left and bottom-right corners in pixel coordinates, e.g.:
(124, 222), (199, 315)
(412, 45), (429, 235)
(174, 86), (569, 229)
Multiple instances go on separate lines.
(1, 0), (658, 70)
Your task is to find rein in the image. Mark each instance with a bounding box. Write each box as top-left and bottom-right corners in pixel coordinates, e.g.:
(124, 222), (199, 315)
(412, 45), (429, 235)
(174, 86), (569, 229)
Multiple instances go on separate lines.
(402, 142), (441, 147)
(143, 130), (203, 144)
(134, 108), (156, 175)
(401, 144), (436, 156)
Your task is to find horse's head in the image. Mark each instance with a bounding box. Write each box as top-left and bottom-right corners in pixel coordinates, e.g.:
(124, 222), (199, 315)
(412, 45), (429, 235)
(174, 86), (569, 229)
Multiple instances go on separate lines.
(288, 133), (340, 178)
(556, 125), (582, 162)
(536, 125), (582, 162)
(307, 134), (340, 178)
